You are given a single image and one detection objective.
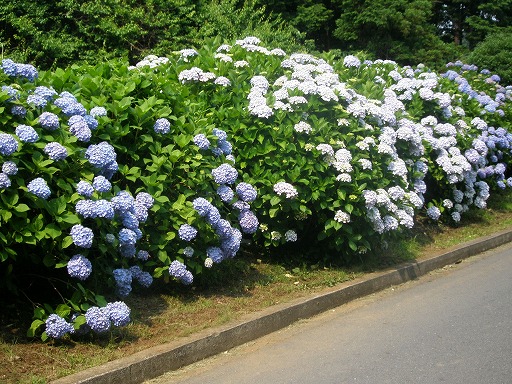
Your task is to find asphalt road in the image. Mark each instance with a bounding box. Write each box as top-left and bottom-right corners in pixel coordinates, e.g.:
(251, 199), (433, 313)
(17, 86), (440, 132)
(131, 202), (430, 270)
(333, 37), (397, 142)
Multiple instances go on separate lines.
(146, 242), (512, 384)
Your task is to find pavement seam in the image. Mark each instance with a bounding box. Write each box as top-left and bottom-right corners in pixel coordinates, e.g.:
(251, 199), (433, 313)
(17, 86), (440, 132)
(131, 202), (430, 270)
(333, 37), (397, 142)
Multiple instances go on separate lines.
(51, 228), (512, 384)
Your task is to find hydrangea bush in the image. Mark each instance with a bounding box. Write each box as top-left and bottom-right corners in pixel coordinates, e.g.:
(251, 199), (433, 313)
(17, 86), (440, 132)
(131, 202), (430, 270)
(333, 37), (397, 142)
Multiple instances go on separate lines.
(1, 37), (511, 340)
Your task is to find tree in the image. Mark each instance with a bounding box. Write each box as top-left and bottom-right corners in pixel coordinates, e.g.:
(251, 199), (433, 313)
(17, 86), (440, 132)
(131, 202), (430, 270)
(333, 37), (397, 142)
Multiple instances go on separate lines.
(433, 0), (512, 48)
(332, 0), (454, 66)
(468, 30), (512, 84)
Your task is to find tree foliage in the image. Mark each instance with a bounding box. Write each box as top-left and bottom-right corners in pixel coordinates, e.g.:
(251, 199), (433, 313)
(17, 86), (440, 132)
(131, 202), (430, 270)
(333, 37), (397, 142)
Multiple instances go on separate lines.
(468, 30), (512, 84)
(1, 0), (512, 75)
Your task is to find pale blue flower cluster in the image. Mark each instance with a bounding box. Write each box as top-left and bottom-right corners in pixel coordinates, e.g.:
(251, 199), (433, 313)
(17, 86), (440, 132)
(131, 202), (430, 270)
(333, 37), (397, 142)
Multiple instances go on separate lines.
(168, 260), (194, 285)
(70, 224), (94, 248)
(2, 161), (18, 175)
(92, 175), (111, 192)
(44, 142), (68, 161)
(0, 173), (11, 189)
(1, 59), (38, 81)
(212, 163), (238, 184)
(0, 133), (18, 156)
(153, 118), (171, 134)
(67, 254), (92, 280)
(113, 268), (133, 297)
(27, 177), (51, 199)
(39, 112), (60, 130)
(85, 141), (118, 178)
(45, 314), (74, 339)
(178, 224), (198, 241)
(15, 124), (38, 143)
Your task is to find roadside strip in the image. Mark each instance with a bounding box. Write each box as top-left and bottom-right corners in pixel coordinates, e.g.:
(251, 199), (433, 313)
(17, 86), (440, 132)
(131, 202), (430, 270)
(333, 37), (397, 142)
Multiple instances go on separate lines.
(52, 228), (512, 384)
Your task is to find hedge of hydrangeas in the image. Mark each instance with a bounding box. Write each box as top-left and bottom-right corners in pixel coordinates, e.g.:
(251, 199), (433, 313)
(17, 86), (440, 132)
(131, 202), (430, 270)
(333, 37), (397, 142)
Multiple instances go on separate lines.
(1, 36), (511, 340)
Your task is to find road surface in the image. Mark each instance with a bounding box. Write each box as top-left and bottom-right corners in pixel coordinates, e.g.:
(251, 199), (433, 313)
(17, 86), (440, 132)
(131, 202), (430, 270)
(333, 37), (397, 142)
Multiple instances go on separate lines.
(146, 242), (512, 384)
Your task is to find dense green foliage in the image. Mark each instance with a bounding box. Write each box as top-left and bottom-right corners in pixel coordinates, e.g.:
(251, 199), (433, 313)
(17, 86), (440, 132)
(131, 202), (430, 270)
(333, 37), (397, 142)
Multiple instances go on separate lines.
(1, 35), (511, 339)
(468, 30), (512, 85)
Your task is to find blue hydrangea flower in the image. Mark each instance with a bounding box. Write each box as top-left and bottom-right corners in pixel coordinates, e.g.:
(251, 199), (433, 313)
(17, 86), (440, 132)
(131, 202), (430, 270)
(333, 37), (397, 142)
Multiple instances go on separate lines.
(16, 63), (38, 81)
(44, 142), (68, 161)
(137, 250), (150, 261)
(213, 128), (227, 140)
(70, 224), (94, 248)
(217, 140), (232, 155)
(69, 115), (86, 126)
(178, 224), (198, 241)
(0, 173), (11, 189)
(211, 163), (238, 185)
(69, 120), (91, 142)
(11, 105), (26, 117)
(1, 59), (18, 77)
(217, 185), (234, 202)
(106, 302), (131, 327)
(2, 161), (17, 175)
(207, 247), (225, 263)
(122, 211), (139, 230)
(236, 182), (257, 202)
(135, 192), (154, 209)
(15, 125), (38, 143)
(1, 85), (19, 101)
(93, 200), (115, 219)
(76, 180), (94, 197)
(193, 197), (213, 216)
(168, 260), (194, 285)
(206, 206), (221, 226)
(136, 271), (153, 288)
(113, 268), (133, 297)
(85, 141), (117, 171)
(26, 94), (47, 108)
(213, 219), (232, 238)
(2, 60), (38, 81)
(112, 191), (135, 213)
(89, 106), (107, 117)
(67, 254), (92, 280)
(238, 210), (259, 234)
(220, 228), (242, 258)
(84, 115), (98, 130)
(183, 246), (194, 257)
(113, 268), (132, 286)
(92, 175), (111, 192)
(45, 314), (74, 339)
(118, 228), (137, 246)
(232, 200), (250, 212)
(27, 178), (51, 199)
(55, 98), (86, 116)
(0, 133), (18, 156)
(75, 200), (96, 218)
(38, 112), (60, 130)
(134, 202), (149, 222)
(85, 306), (111, 333)
(119, 244), (137, 258)
(105, 233), (116, 244)
(154, 118), (171, 134)
(193, 134), (210, 150)
(34, 86), (57, 101)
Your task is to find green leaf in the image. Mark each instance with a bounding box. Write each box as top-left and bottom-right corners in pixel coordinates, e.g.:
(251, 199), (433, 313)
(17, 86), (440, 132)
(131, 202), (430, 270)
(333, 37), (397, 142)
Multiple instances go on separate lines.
(14, 204), (30, 212)
(55, 304), (71, 318)
(27, 319), (45, 338)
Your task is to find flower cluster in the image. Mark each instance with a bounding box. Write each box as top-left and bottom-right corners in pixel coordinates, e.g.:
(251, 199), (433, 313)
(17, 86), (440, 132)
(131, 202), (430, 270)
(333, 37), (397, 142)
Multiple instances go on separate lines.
(169, 260), (193, 285)
(67, 254), (92, 280)
(1, 59), (38, 81)
(273, 182), (298, 199)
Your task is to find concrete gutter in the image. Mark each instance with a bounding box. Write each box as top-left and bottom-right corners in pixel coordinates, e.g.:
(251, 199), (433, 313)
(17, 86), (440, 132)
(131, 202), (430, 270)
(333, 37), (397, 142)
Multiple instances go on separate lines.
(52, 228), (512, 384)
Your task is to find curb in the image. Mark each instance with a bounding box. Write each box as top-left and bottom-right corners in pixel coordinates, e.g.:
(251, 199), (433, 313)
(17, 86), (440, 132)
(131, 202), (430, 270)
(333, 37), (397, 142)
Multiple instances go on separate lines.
(52, 228), (512, 384)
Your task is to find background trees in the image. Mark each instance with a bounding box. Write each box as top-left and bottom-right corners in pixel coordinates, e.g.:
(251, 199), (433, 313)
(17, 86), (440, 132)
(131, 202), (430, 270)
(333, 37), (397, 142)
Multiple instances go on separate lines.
(1, 0), (511, 76)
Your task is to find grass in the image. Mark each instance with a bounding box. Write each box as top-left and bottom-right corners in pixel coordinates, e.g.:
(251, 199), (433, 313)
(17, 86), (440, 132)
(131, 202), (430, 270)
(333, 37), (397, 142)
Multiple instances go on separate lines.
(2, 190), (512, 383)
